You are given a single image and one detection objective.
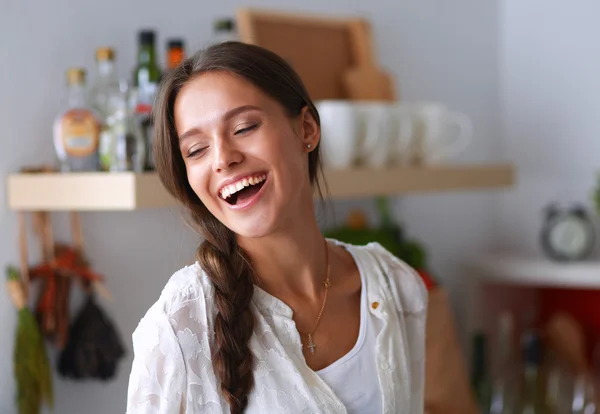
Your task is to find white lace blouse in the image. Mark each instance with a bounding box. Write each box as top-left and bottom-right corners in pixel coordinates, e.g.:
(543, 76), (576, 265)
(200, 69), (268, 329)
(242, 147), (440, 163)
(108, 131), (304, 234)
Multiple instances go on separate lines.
(126, 239), (428, 414)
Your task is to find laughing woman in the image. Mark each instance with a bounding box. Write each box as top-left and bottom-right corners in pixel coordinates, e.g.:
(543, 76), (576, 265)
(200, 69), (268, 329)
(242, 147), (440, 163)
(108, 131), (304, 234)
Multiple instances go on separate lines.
(126, 41), (428, 414)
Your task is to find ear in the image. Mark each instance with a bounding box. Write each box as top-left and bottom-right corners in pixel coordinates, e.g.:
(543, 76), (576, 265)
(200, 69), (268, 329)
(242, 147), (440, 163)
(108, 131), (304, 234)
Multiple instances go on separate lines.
(297, 106), (320, 152)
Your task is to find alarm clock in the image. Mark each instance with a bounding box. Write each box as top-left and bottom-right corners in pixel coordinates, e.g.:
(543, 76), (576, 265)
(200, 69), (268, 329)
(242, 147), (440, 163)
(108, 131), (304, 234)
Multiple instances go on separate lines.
(540, 203), (596, 262)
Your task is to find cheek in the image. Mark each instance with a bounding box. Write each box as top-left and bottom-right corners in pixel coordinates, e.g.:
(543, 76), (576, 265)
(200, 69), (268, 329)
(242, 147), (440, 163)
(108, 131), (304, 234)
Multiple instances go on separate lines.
(185, 162), (213, 205)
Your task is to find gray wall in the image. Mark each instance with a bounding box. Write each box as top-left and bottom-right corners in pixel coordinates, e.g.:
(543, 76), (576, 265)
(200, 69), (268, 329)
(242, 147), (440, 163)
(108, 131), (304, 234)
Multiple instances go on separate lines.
(0, 0), (501, 412)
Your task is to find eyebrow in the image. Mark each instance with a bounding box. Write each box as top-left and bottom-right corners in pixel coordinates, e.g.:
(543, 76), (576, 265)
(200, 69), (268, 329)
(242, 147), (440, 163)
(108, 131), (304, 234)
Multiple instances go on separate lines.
(178, 105), (262, 142)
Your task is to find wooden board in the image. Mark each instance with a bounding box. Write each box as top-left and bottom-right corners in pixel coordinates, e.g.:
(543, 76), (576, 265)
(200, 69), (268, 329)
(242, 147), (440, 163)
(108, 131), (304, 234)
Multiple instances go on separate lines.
(236, 8), (376, 101)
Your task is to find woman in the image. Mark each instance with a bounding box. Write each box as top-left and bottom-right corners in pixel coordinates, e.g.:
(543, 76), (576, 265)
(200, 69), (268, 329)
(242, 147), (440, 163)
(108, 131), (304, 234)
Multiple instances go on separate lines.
(126, 41), (427, 414)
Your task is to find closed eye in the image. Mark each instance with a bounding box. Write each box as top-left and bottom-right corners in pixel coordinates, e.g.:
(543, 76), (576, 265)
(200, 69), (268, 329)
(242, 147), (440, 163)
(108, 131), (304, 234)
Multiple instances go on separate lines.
(186, 146), (208, 158)
(234, 123), (259, 135)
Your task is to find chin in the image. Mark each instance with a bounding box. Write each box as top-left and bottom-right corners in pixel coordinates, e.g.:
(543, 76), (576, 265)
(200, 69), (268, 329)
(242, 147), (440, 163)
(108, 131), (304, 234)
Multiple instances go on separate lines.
(229, 222), (274, 240)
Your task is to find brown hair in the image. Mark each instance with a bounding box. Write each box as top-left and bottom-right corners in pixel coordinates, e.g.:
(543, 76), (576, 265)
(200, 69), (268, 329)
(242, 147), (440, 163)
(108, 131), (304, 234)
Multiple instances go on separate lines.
(152, 41), (325, 413)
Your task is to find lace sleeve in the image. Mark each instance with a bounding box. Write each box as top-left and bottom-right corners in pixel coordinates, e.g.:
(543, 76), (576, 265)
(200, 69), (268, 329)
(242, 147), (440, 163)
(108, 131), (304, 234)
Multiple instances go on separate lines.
(126, 307), (186, 414)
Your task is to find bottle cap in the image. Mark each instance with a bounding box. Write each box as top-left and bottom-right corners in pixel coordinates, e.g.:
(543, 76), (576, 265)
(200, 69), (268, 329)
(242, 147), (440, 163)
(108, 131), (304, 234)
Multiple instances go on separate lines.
(521, 331), (543, 366)
(167, 39), (184, 49)
(139, 30), (156, 45)
(96, 47), (115, 61)
(66, 68), (86, 85)
(214, 18), (235, 32)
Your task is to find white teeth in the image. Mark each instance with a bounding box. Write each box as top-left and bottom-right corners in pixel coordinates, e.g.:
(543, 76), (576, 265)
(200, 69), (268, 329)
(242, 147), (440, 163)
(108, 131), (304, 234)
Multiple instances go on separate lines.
(220, 174), (267, 199)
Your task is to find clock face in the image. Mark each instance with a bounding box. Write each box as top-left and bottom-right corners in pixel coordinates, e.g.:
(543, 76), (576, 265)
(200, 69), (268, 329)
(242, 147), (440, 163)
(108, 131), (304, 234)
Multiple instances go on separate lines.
(547, 215), (593, 259)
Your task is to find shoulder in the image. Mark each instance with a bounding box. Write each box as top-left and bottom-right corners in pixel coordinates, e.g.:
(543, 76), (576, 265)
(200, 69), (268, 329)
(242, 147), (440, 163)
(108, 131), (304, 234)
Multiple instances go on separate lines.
(132, 261), (216, 345)
(127, 263), (218, 412)
(329, 238), (428, 314)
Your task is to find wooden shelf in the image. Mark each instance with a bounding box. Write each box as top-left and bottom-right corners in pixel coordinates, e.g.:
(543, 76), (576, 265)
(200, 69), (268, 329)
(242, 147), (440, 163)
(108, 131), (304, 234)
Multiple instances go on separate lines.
(7, 172), (174, 211)
(6, 163), (515, 211)
(467, 254), (600, 289)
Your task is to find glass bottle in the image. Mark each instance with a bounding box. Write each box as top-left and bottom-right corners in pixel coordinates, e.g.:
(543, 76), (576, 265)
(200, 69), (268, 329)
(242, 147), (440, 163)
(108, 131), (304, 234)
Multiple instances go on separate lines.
(490, 312), (518, 414)
(166, 39), (185, 70)
(90, 47), (119, 120)
(472, 332), (492, 413)
(570, 373), (598, 414)
(132, 29), (161, 171)
(53, 68), (102, 172)
(91, 47), (121, 172)
(100, 80), (145, 172)
(516, 331), (550, 414)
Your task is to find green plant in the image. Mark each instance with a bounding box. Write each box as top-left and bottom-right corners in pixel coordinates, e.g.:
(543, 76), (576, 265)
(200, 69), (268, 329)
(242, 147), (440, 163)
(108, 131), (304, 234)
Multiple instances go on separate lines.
(324, 196), (429, 270)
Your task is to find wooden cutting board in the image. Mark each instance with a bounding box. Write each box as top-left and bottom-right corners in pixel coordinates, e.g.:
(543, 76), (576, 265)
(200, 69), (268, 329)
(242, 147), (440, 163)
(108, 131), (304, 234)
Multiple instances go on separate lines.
(342, 66), (396, 101)
(342, 19), (397, 101)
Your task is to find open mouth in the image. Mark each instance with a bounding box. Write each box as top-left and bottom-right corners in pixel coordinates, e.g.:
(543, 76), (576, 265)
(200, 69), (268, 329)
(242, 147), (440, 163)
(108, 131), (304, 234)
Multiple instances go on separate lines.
(220, 174), (267, 206)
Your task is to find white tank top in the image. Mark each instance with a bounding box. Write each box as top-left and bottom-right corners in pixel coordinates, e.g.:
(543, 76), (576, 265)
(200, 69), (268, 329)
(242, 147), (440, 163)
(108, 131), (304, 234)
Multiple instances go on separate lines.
(316, 270), (383, 414)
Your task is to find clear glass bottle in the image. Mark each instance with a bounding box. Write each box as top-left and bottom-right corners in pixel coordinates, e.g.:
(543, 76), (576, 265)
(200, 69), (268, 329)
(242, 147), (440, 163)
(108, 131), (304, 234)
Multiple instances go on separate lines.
(91, 47), (119, 120)
(53, 68), (102, 172)
(91, 47), (121, 172)
(100, 80), (145, 172)
(489, 312), (518, 414)
(570, 373), (598, 414)
(516, 331), (550, 414)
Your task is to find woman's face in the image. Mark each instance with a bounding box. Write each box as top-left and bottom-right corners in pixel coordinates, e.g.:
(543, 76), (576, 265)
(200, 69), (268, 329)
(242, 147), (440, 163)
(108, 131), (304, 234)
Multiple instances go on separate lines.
(174, 71), (319, 238)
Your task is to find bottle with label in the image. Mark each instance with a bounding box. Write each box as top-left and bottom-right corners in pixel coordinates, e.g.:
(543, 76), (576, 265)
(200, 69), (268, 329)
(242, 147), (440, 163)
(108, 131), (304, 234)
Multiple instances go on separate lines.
(132, 29), (161, 171)
(53, 68), (102, 172)
(166, 39), (185, 70)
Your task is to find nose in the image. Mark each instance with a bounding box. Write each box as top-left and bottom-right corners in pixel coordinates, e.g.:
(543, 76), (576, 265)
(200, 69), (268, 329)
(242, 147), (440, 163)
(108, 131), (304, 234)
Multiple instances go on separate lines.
(212, 138), (243, 173)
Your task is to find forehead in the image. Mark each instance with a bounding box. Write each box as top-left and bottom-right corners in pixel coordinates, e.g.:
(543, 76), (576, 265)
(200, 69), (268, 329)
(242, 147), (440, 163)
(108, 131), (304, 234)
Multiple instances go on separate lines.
(174, 71), (274, 131)
(177, 72), (267, 111)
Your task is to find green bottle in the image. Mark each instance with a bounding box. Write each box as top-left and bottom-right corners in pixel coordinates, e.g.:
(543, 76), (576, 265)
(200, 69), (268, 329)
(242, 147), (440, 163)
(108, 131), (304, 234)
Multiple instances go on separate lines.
(472, 332), (492, 413)
(132, 29), (161, 170)
(133, 30), (161, 108)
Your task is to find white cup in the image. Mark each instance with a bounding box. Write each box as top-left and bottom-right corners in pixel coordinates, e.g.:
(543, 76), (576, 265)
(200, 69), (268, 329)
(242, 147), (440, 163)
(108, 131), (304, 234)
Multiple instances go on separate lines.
(403, 102), (473, 164)
(354, 102), (413, 168)
(315, 100), (360, 169)
(387, 104), (415, 166)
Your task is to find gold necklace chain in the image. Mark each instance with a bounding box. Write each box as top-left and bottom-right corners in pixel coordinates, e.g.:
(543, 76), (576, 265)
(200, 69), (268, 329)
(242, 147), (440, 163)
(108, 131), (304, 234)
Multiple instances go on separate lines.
(302, 238), (331, 356)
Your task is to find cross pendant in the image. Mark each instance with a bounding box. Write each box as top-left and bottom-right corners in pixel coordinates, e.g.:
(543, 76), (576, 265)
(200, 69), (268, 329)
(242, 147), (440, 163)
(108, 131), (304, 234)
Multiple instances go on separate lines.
(306, 334), (317, 356)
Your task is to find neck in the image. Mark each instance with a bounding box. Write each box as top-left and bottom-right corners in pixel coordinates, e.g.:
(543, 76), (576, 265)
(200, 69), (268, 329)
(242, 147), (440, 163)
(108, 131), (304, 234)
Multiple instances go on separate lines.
(237, 201), (328, 302)
(67, 84), (86, 108)
(139, 44), (155, 65)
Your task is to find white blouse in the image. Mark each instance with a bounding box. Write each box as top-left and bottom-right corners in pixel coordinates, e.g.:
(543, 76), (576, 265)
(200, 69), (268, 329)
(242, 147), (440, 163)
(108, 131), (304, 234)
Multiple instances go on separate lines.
(126, 239), (428, 414)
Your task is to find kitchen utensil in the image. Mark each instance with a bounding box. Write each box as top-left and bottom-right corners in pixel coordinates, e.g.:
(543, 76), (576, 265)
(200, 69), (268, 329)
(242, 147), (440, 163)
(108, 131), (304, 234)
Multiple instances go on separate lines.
(236, 8), (376, 100)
